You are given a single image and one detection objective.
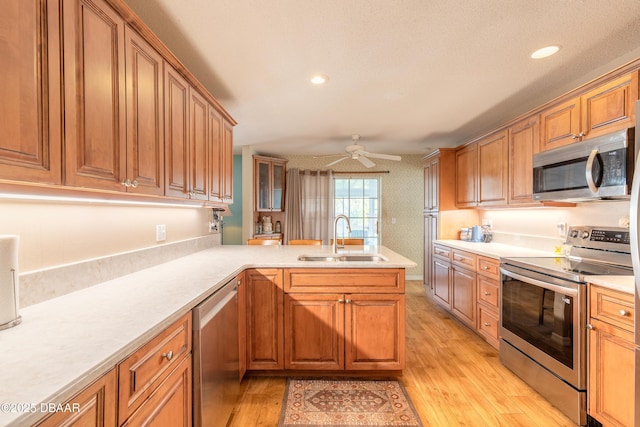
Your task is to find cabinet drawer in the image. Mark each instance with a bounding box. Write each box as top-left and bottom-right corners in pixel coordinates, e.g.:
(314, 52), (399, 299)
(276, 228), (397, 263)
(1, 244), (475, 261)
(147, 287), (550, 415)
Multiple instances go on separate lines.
(284, 268), (404, 293)
(452, 249), (476, 270)
(477, 256), (500, 279)
(477, 305), (499, 349)
(433, 244), (452, 261)
(589, 285), (634, 332)
(477, 276), (499, 309)
(118, 312), (192, 424)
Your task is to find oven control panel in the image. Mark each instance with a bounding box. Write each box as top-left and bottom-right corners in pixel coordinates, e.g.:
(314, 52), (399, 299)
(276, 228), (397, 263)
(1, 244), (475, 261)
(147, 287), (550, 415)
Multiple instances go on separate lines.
(567, 225), (630, 248)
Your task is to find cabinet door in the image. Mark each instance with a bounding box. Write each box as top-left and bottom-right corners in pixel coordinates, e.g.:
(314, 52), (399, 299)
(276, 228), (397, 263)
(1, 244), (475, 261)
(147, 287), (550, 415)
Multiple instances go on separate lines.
(430, 157), (440, 211)
(284, 294), (344, 370)
(271, 162), (285, 211)
(246, 269), (284, 370)
(588, 319), (635, 427)
(164, 64), (190, 198)
(125, 26), (164, 195)
(432, 258), (451, 308)
(208, 106), (223, 201)
(222, 120), (234, 202)
(478, 130), (508, 206)
(581, 72), (638, 140)
(452, 267), (476, 328)
(424, 213), (438, 289)
(455, 144), (477, 207)
(63, 0), (126, 190)
(189, 89), (208, 200)
(508, 116), (539, 204)
(255, 159), (271, 211)
(0, 0), (62, 184)
(122, 355), (192, 427)
(36, 369), (117, 427)
(345, 294), (405, 370)
(540, 97), (581, 151)
(237, 273), (246, 380)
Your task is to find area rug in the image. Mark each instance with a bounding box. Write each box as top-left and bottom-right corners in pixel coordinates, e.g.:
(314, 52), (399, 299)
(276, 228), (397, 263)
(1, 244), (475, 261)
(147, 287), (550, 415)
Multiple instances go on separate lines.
(278, 378), (423, 427)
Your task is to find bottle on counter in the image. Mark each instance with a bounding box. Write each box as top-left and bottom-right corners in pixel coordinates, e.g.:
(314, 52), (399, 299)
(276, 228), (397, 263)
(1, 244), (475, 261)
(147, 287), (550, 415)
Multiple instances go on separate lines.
(275, 221), (281, 233)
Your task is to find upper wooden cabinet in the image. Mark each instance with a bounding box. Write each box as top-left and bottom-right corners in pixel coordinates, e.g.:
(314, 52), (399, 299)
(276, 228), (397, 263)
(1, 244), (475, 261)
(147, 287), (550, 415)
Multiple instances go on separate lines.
(540, 72), (638, 151)
(423, 149), (456, 212)
(254, 156), (287, 212)
(508, 116), (539, 205)
(0, 0), (235, 206)
(209, 109), (234, 203)
(455, 143), (478, 208)
(477, 130), (508, 206)
(0, 0), (63, 185)
(62, 0), (127, 191)
(125, 26), (165, 196)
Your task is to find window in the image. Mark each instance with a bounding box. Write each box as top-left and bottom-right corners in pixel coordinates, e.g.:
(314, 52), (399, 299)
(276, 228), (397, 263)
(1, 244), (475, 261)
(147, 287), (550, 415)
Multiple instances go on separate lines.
(334, 177), (380, 245)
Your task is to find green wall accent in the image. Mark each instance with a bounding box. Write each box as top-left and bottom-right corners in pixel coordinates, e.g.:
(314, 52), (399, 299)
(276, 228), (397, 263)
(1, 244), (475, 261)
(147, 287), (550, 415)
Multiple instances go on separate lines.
(222, 155), (243, 244)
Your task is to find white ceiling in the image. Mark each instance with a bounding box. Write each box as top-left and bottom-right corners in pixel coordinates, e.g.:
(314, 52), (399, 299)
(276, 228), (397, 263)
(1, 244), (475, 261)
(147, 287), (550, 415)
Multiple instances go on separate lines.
(122, 0), (640, 156)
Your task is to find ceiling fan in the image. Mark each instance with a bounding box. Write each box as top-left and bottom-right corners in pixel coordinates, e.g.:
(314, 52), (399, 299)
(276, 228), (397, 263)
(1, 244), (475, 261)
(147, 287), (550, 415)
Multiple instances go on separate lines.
(316, 135), (402, 168)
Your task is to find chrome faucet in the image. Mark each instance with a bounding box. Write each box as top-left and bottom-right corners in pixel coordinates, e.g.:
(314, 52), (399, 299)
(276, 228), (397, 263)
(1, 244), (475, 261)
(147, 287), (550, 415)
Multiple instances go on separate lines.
(332, 214), (352, 254)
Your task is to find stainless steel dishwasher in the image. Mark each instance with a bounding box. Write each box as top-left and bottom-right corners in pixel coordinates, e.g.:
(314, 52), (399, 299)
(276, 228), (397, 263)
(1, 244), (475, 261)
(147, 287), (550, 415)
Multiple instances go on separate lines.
(193, 277), (239, 427)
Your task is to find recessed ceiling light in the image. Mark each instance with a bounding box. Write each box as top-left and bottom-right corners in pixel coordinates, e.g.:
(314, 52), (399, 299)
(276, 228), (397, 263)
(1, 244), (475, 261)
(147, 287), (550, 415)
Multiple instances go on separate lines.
(531, 45), (560, 59)
(310, 74), (329, 85)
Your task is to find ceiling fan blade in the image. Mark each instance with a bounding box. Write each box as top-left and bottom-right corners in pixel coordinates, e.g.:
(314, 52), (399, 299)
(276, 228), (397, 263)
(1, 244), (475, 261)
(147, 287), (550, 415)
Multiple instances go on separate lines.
(313, 153), (347, 159)
(361, 152), (401, 161)
(325, 156), (349, 167)
(357, 156), (376, 168)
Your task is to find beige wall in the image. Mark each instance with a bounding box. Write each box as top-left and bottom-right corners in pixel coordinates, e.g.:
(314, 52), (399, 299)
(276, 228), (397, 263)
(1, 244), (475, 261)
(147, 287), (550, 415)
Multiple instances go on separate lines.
(281, 154), (424, 278)
(0, 199), (212, 272)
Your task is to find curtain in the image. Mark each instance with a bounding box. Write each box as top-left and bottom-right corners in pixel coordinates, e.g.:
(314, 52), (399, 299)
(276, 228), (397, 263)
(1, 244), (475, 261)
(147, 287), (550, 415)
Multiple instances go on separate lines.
(301, 170), (334, 244)
(284, 168), (303, 244)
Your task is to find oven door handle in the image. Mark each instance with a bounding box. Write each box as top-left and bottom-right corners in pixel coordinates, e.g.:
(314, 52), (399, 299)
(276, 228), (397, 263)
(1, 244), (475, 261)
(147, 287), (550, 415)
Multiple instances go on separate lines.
(500, 268), (578, 297)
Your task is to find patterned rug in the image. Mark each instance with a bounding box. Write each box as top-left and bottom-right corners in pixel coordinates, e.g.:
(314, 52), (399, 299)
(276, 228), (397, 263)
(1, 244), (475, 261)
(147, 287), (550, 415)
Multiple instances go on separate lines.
(278, 378), (423, 427)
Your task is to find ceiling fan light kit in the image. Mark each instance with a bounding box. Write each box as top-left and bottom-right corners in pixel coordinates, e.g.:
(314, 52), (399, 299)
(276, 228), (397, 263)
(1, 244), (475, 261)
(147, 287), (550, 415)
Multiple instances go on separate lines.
(317, 135), (402, 168)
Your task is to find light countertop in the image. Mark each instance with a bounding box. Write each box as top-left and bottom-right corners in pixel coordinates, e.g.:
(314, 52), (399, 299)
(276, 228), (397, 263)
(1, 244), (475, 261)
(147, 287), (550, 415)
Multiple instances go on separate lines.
(433, 239), (557, 258)
(584, 275), (635, 294)
(0, 245), (415, 427)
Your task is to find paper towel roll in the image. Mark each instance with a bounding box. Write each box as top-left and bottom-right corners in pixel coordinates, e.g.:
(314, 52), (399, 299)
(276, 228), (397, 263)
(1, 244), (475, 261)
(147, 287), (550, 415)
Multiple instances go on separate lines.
(0, 235), (21, 330)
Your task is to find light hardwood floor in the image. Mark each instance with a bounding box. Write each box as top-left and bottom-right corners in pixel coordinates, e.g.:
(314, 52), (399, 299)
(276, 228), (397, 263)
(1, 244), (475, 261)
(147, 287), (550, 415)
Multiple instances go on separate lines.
(228, 280), (576, 426)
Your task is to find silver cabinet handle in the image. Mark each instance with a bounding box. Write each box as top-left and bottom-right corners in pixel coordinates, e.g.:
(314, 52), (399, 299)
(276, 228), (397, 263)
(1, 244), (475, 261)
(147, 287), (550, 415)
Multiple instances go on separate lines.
(345, 299), (352, 304)
(483, 322), (490, 327)
(131, 180), (139, 188)
(482, 266), (490, 270)
(484, 291), (491, 296)
(161, 351), (173, 361)
(618, 309), (630, 317)
(586, 324), (595, 330)
(338, 299), (345, 303)
(122, 179), (132, 187)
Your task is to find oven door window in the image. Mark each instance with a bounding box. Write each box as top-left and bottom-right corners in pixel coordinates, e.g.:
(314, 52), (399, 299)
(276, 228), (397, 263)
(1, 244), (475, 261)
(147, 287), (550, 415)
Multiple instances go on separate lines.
(502, 275), (574, 369)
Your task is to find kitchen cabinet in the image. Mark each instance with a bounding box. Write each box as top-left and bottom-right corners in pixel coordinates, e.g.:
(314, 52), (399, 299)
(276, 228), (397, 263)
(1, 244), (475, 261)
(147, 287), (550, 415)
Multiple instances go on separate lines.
(451, 259), (476, 328)
(0, 0), (63, 185)
(246, 268), (284, 370)
(62, 0), (127, 191)
(188, 88), (209, 200)
(254, 155), (287, 212)
(508, 115), (539, 205)
(587, 285), (635, 427)
(283, 268), (405, 371)
(475, 256), (500, 349)
(477, 130), (508, 206)
(117, 312), (192, 425)
(124, 26), (165, 195)
(423, 149), (456, 290)
(432, 244), (452, 309)
(540, 72), (638, 151)
(35, 369), (117, 427)
(164, 64), (191, 198)
(237, 272), (247, 380)
(209, 108), (234, 203)
(455, 143), (478, 207)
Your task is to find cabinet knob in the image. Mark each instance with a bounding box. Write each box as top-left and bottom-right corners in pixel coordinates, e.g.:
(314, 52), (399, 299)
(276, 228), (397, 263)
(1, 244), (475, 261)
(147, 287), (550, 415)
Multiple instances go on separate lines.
(131, 180), (139, 188)
(618, 309), (630, 317)
(586, 324), (595, 330)
(483, 322), (490, 327)
(338, 299), (345, 303)
(484, 291), (491, 296)
(482, 266), (490, 270)
(121, 179), (132, 187)
(345, 299), (352, 304)
(161, 351), (173, 361)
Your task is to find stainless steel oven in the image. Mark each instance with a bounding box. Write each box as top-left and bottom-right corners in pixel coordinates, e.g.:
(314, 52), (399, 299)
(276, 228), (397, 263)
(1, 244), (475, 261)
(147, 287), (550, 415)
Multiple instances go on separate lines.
(500, 226), (632, 426)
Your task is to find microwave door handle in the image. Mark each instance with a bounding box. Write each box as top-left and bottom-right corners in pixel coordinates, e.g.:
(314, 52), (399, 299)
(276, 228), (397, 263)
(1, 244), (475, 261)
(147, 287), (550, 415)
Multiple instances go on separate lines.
(500, 268), (579, 297)
(585, 149), (600, 193)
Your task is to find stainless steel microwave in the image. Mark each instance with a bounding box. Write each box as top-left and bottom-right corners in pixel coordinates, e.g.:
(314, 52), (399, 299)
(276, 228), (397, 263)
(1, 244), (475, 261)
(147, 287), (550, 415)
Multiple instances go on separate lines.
(533, 128), (635, 202)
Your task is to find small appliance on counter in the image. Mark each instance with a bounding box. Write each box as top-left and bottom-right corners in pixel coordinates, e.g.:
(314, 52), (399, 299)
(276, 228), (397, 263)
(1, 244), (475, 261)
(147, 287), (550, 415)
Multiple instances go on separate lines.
(460, 226), (487, 242)
(0, 235), (21, 331)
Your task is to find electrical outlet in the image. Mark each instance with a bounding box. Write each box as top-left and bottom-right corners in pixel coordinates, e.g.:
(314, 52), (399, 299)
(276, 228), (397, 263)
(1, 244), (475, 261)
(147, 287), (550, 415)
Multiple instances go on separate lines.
(156, 224), (166, 242)
(556, 222), (567, 237)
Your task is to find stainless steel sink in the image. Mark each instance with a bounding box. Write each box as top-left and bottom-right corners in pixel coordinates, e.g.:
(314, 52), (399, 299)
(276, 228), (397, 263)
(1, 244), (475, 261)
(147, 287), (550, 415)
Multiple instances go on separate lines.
(297, 254), (388, 262)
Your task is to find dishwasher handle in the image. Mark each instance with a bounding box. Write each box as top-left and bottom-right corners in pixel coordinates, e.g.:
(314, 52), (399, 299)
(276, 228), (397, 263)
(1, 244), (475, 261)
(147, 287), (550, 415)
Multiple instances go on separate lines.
(194, 280), (238, 329)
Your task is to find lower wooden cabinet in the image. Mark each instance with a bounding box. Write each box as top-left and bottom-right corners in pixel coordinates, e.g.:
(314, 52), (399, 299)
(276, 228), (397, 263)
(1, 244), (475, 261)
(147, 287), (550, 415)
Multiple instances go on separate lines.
(35, 369), (117, 427)
(284, 293), (405, 371)
(588, 285), (635, 427)
(451, 267), (476, 328)
(246, 268), (284, 370)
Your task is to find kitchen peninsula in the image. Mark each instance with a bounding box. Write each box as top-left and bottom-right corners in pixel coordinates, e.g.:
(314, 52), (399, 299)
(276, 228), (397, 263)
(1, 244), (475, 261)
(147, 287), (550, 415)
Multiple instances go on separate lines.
(0, 244), (414, 427)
